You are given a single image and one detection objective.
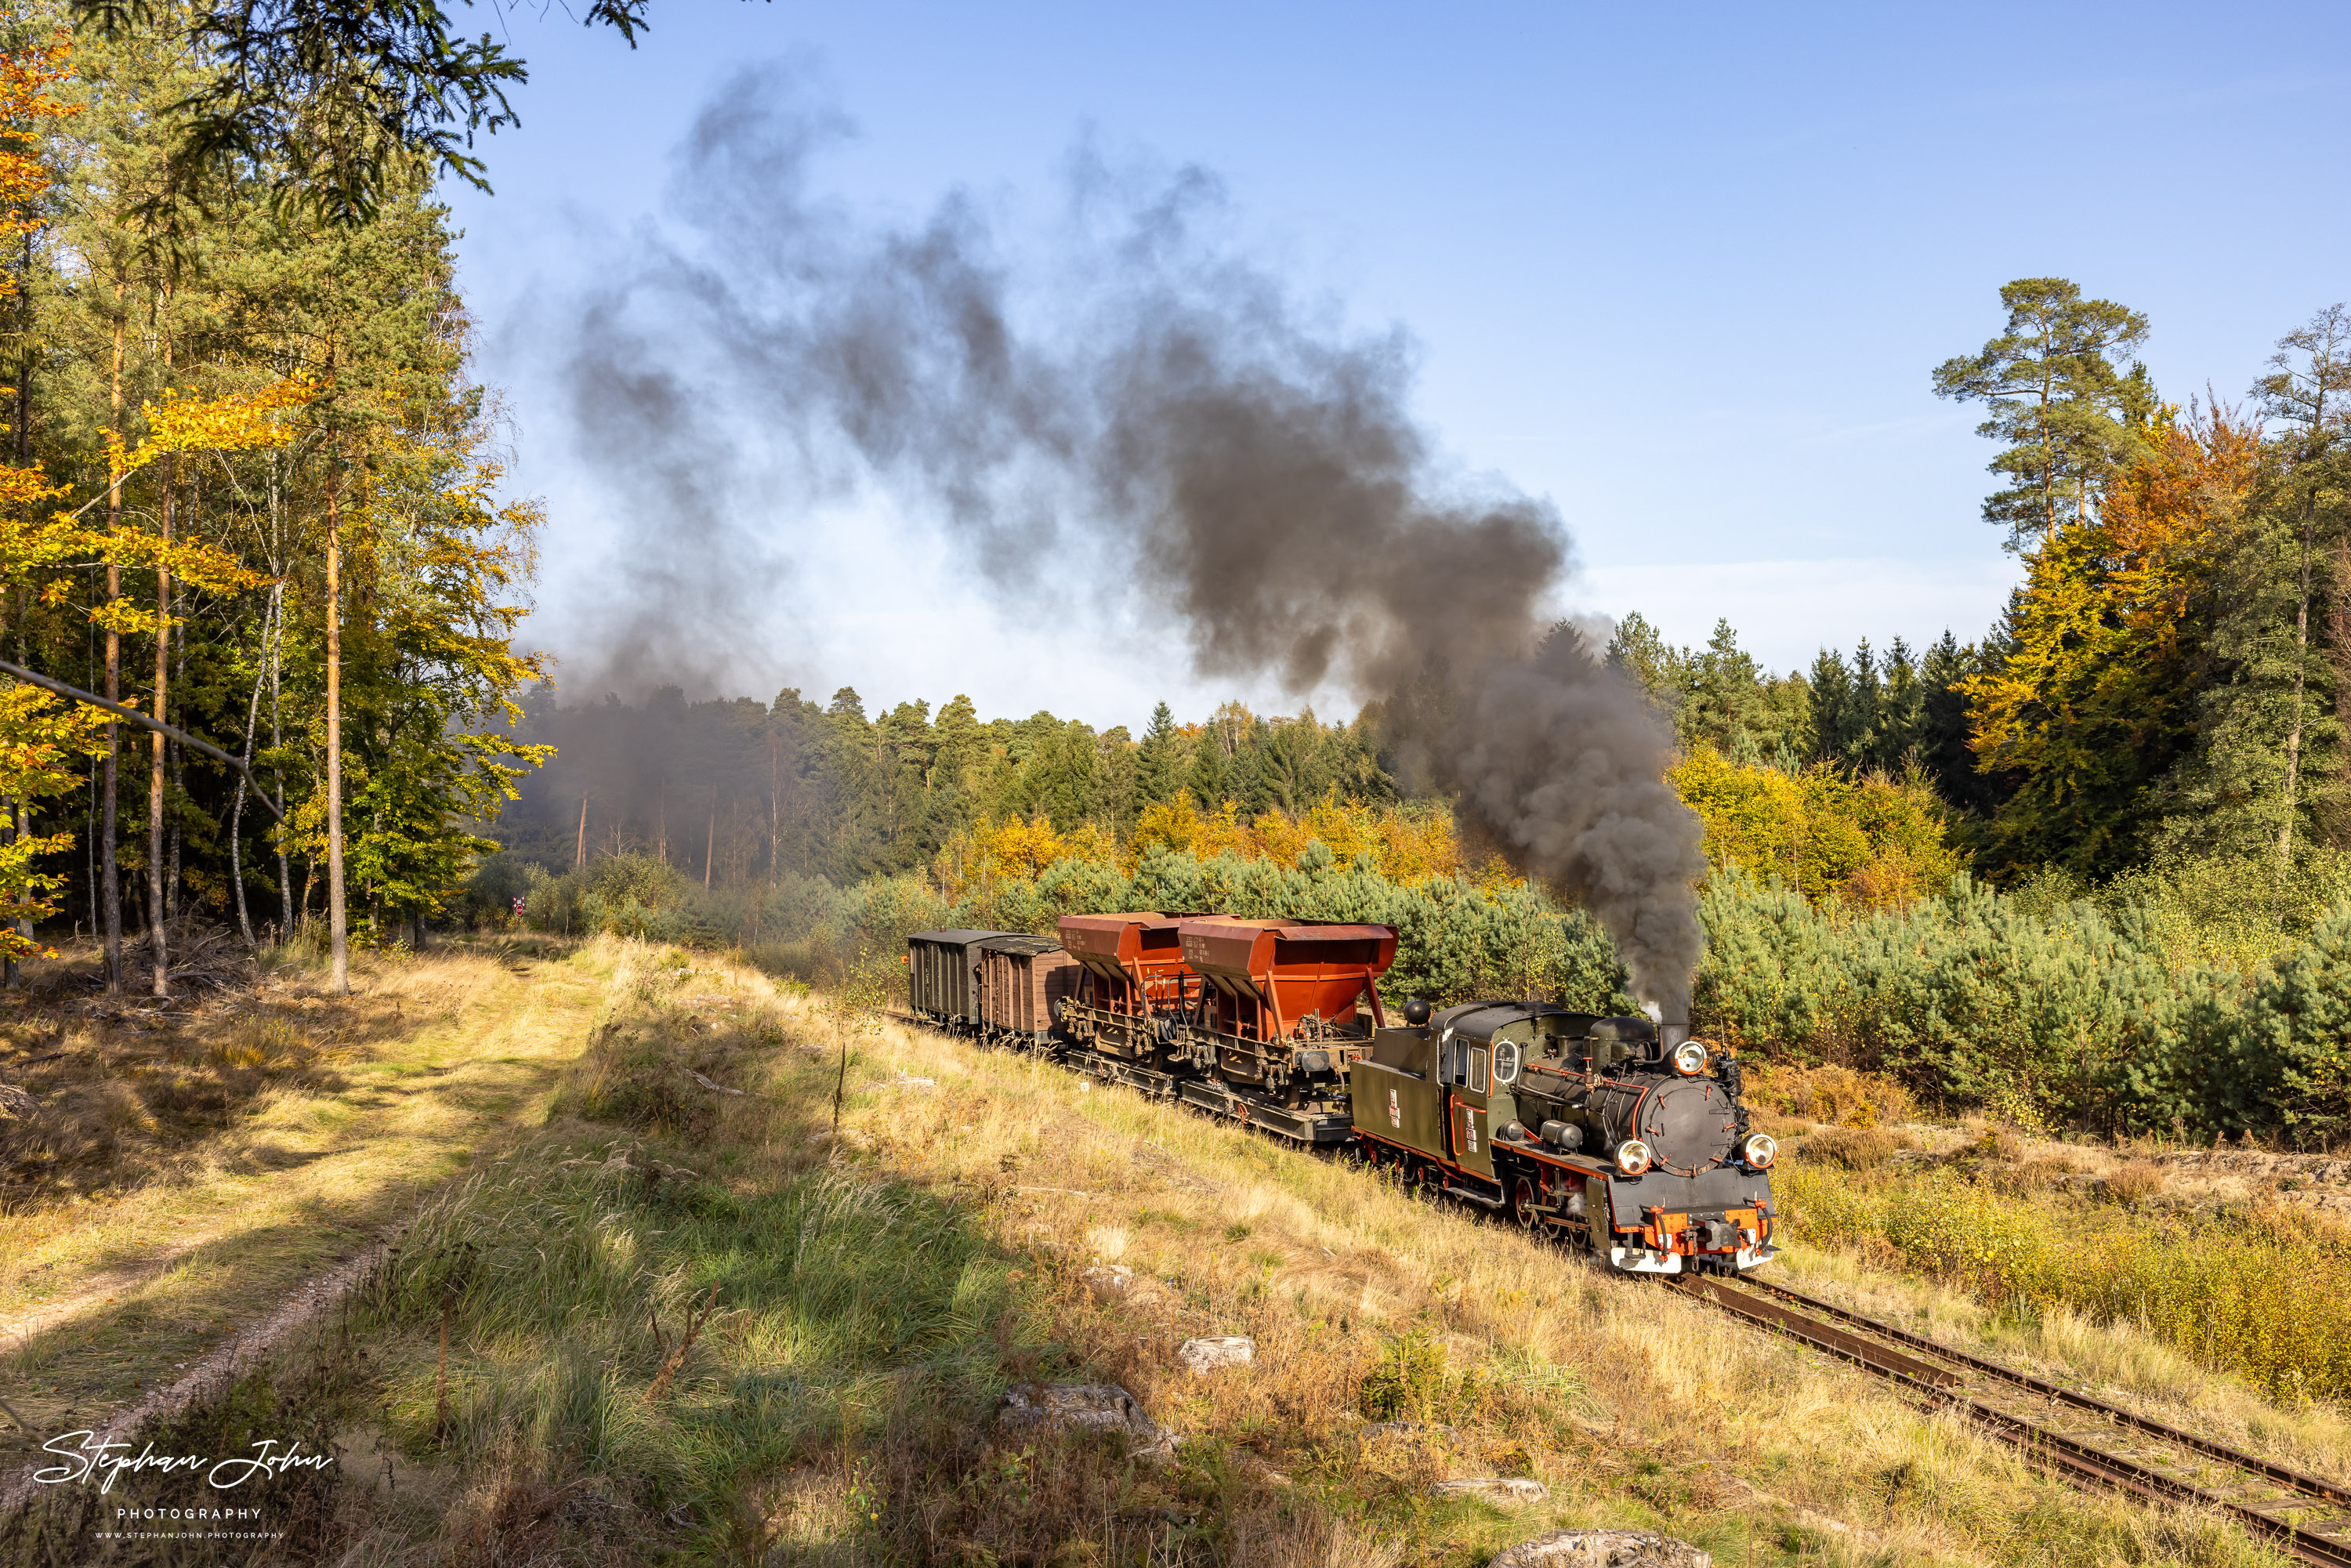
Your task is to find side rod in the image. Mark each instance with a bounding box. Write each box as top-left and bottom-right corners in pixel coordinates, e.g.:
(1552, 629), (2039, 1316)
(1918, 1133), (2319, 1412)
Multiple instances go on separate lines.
(0, 657), (286, 824)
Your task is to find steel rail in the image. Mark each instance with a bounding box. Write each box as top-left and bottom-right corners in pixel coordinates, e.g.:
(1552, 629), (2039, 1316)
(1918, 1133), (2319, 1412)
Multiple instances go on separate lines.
(1674, 1273), (2351, 1568)
(1744, 1274), (2351, 1506)
(884, 1002), (2351, 1562)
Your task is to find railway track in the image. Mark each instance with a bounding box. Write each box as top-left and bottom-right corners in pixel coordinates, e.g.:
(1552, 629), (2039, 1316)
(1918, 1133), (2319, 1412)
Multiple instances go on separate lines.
(1673, 1272), (2351, 1566)
(884, 1005), (2351, 1559)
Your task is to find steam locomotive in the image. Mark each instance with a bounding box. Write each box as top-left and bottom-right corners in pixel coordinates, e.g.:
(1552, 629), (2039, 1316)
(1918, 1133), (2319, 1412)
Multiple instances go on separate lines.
(907, 915), (1777, 1276)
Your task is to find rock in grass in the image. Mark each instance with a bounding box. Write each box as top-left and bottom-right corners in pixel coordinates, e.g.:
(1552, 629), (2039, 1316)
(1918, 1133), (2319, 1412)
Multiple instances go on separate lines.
(1431, 1476), (1547, 1505)
(1081, 1264), (1136, 1299)
(1176, 1336), (1253, 1374)
(1490, 1530), (1712, 1568)
(998, 1382), (1179, 1463)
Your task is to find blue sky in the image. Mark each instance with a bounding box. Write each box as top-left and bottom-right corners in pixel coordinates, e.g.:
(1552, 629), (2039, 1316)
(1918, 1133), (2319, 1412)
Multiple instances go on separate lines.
(452, 0), (2351, 729)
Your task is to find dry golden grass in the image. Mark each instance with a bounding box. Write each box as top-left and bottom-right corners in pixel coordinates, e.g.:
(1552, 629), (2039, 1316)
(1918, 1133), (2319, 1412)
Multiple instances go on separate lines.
(686, 976), (2295, 1567)
(0, 932), (603, 1456)
(3, 935), (2313, 1568)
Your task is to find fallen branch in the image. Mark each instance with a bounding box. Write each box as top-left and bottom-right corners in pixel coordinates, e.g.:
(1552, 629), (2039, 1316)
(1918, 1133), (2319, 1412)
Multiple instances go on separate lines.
(0, 658), (283, 823)
(645, 1283), (720, 1404)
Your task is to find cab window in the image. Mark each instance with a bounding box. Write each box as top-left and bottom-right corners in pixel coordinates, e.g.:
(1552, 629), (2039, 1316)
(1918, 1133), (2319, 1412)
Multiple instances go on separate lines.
(1469, 1048), (1488, 1093)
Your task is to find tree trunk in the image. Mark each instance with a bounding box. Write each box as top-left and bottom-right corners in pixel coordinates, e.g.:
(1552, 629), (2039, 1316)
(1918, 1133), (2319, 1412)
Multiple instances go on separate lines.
(326, 447), (348, 994)
(2280, 493), (2319, 868)
(147, 454), (172, 997)
(100, 305), (123, 993)
(230, 590), (271, 947)
(267, 576), (290, 932)
(169, 598), (184, 914)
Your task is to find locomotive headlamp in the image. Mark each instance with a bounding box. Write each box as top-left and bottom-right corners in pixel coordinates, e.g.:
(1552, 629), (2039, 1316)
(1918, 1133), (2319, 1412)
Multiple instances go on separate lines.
(1672, 1041), (1709, 1077)
(1743, 1132), (1778, 1170)
(1615, 1139), (1653, 1176)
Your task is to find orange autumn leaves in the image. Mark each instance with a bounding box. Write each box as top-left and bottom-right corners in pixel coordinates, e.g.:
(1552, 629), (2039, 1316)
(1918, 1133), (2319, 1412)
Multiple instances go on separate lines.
(1958, 407), (2261, 872)
(934, 791), (1511, 904)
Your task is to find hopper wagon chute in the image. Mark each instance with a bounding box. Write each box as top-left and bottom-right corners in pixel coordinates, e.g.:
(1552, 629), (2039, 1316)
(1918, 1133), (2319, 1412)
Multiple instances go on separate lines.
(1055, 911), (1196, 1064)
(1170, 917), (1397, 1142)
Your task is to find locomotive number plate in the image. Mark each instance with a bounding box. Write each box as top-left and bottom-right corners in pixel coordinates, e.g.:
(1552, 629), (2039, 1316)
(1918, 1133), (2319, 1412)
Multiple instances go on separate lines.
(1389, 1088), (1400, 1128)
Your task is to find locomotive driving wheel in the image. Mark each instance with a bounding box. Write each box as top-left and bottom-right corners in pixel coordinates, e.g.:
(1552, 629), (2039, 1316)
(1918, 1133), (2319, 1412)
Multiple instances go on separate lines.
(1510, 1175), (1541, 1230)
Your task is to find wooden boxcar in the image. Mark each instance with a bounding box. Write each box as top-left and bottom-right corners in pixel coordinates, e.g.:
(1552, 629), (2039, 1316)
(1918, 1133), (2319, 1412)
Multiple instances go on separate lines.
(974, 934), (1081, 1046)
(905, 929), (1008, 1029)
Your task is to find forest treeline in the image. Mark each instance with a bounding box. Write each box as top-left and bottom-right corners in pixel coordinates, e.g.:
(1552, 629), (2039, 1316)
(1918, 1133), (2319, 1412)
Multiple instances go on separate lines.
(491, 279), (2351, 904)
(0, 0), (2341, 1141)
(484, 277), (2351, 1141)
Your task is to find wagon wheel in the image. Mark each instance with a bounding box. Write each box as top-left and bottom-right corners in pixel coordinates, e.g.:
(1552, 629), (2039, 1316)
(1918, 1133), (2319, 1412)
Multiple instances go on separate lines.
(1510, 1175), (1541, 1231)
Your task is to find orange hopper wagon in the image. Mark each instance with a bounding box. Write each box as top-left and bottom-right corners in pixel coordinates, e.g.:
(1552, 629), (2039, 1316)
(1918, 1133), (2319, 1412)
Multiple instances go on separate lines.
(1169, 917), (1397, 1140)
(1056, 911), (1195, 1064)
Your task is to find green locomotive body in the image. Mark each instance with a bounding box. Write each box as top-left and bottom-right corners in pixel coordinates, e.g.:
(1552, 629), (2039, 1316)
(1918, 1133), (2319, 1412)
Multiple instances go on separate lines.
(1349, 1000), (1777, 1274)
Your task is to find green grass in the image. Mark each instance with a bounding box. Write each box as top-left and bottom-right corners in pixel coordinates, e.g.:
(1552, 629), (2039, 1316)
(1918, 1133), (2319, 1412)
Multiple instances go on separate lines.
(1783, 1153), (2351, 1403)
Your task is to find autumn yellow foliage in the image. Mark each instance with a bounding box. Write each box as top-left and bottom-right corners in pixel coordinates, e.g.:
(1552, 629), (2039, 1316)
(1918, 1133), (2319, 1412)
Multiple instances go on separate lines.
(1129, 790), (1512, 887)
(933, 791), (1516, 904)
(936, 754), (1960, 914)
(1670, 744), (1962, 909)
(1955, 408), (2260, 875)
(934, 814), (1120, 897)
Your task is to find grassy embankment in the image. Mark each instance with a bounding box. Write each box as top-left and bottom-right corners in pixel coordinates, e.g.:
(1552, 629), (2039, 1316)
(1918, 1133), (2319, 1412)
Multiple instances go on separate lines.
(1761, 1077), (2351, 1413)
(5, 936), (2340, 1566)
(0, 934), (598, 1450)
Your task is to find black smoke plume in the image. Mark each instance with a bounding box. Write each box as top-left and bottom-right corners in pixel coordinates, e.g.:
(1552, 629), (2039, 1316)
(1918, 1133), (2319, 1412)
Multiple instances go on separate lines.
(553, 65), (1709, 1016)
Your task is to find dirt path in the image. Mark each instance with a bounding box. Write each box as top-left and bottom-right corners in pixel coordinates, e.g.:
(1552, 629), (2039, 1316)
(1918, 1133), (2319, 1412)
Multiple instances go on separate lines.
(0, 942), (615, 1474)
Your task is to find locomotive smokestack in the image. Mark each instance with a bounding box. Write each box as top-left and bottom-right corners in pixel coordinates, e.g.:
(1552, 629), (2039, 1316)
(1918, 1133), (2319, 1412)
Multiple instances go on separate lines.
(562, 65), (1710, 1015)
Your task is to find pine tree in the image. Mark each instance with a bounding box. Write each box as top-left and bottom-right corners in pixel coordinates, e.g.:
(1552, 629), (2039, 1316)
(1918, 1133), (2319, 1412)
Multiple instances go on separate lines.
(1935, 278), (2152, 549)
(1916, 631), (1987, 810)
(1136, 701), (1179, 807)
(1881, 639), (1918, 771)
(1604, 611), (1686, 715)
(2250, 305), (2351, 864)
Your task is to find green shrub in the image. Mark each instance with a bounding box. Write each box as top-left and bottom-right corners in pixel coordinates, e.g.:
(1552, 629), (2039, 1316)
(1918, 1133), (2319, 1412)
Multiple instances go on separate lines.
(1357, 1328), (1487, 1423)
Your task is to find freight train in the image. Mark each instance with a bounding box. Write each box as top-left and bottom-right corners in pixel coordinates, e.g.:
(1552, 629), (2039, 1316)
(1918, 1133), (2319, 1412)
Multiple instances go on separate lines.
(905, 916), (1777, 1276)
